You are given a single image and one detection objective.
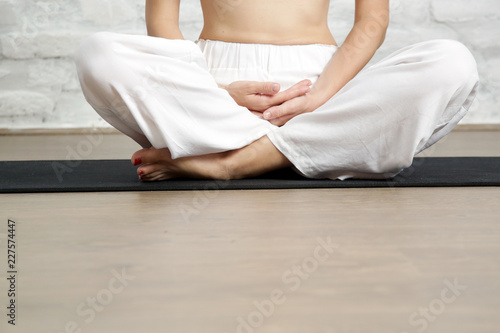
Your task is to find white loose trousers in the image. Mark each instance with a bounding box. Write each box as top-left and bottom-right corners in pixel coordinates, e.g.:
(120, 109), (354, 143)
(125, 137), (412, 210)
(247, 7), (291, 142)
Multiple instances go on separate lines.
(75, 33), (479, 180)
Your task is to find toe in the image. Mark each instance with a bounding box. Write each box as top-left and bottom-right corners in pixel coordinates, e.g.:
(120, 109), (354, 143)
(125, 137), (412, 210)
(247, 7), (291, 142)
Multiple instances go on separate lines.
(131, 148), (151, 166)
(137, 162), (180, 181)
(131, 147), (173, 166)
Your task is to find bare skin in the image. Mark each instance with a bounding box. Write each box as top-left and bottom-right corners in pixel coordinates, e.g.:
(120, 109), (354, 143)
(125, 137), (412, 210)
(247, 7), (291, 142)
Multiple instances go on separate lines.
(136, 0), (390, 181)
(199, 0), (337, 46)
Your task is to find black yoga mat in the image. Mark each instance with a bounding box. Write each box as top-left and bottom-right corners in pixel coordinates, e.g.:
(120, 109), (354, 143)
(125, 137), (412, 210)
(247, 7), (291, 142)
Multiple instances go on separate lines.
(1, 157), (499, 193)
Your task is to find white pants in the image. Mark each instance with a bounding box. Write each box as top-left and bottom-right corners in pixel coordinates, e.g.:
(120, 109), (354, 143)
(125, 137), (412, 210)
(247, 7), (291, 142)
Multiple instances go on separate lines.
(75, 32), (479, 180)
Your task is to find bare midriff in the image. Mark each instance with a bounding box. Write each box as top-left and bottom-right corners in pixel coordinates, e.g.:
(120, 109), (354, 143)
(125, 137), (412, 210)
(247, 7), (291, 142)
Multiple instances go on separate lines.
(199, 0), (337, 46)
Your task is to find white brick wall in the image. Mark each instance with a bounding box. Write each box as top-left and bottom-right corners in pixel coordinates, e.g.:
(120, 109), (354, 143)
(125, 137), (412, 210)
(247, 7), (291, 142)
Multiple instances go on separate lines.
(0, 0), (498, 130)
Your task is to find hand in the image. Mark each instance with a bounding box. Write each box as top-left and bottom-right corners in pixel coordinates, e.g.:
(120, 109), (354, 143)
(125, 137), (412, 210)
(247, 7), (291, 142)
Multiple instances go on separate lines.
(262, 89), (321, 126)
(222, 79), (312, 115)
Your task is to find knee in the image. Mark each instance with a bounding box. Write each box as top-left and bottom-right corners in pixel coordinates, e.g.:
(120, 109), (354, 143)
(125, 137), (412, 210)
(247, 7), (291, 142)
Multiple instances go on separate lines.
(74, 32), (121, 81)
(425, 39), (479, 87)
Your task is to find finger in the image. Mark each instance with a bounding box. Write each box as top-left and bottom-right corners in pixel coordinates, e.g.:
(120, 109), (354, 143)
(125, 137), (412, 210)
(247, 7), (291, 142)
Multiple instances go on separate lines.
(293, 79), (313, 87)
(251, 82), (280, 95)
(267, 104), (301, 125)
(263, 104), (285, 120)
(263, 106), (295, 126)
(242, 95), (274, 112)
(285, 79), (312, 91)
(264, 94), (308, 120)
(268, 82), (311, 106)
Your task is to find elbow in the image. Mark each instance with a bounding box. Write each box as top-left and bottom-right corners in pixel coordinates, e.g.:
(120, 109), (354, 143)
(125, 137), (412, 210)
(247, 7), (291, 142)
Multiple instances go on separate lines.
(371, 13), (389, 48)
(378, 26), (388, 48)
(356, 9), (389, 48)
(371, 19), (389, 49)
(378, 15), (389, 46)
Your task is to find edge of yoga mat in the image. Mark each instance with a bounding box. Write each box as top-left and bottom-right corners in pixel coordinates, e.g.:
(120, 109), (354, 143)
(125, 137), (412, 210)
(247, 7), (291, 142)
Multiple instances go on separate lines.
(1, 157), (500, 193)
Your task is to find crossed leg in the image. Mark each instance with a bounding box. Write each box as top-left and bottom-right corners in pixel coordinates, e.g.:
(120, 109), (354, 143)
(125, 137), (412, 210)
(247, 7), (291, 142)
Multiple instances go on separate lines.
(130, 40), (480, 182)
(131, 136), (291, 181)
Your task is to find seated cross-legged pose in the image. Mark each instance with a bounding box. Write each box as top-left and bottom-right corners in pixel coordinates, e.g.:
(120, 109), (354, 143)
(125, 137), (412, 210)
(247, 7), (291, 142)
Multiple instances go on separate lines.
(75, 0), (479, 181)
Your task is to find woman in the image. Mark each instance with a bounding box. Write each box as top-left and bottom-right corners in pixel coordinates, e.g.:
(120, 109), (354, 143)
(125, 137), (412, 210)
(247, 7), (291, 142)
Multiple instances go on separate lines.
(75, 0), (479, 181)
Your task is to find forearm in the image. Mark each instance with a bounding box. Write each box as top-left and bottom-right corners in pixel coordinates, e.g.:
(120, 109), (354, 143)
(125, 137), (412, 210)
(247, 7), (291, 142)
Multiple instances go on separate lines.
(309, 15), (389, 110)
(147, 21), (184, 39)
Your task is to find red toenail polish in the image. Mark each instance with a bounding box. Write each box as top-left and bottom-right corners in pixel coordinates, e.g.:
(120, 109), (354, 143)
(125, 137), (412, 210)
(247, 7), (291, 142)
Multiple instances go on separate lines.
(139, 170), (144, 176)
(134, 158), (142, 166)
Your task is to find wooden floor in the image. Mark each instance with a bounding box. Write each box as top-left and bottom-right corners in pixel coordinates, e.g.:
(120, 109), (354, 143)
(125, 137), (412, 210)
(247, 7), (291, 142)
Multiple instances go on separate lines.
(1, 131), (499, 333)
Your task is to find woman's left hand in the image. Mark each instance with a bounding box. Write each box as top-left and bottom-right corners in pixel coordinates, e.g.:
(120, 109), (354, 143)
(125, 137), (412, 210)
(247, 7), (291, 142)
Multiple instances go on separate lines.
(262, 90), (321, 126)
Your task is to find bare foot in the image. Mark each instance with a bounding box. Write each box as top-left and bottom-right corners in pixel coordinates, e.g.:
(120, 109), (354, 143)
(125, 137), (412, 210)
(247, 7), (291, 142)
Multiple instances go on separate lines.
(131, 136), (292, 182)
(131, 147), (230, 181)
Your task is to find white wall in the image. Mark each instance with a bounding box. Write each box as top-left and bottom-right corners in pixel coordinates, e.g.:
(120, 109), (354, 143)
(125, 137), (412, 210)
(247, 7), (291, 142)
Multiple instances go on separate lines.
(0, 0), (498, 130)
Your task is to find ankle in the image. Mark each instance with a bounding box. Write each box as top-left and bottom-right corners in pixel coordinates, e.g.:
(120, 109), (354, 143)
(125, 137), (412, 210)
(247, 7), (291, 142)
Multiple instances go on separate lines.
(222, 137), (293, 180)
(203, 152), (233, 180)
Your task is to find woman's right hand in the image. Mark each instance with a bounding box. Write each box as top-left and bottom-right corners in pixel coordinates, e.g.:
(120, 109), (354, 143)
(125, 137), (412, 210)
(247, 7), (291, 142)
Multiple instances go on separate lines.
(222, 79), (312, 115)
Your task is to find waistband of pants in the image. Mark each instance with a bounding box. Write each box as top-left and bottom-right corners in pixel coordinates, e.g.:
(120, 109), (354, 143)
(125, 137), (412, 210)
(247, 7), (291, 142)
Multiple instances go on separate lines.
(195, 38), (338, 71)
(195, 39), (338, 89)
